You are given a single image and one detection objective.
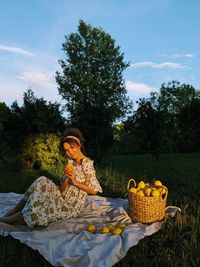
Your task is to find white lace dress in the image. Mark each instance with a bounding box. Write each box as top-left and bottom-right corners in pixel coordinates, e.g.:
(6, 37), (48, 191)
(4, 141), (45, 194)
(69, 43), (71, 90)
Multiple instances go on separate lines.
(21, 157), (102, 227)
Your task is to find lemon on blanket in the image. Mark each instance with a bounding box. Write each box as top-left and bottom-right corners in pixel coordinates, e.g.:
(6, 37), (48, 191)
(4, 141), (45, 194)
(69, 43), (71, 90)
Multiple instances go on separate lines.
(118, 223), (126, 229)
(107, 224), (116, 231)
(86, 224), (96, 233)
(101, 226), (110, 234)
(112, 227), (122, 235)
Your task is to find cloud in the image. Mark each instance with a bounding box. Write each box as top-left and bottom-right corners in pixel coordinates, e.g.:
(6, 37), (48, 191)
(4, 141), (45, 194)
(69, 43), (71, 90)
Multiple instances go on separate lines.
(0, 44), (33, 56)
(126, 80), (156, 95)
(0, 72), (63, 107)
(130, 61), (184, 69)
(17, 71), (55, 87)
(172, 53), (194, 58)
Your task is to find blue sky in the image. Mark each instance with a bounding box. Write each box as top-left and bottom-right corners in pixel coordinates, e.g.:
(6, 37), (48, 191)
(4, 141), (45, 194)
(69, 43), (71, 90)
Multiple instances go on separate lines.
(0, 0), (199, 109)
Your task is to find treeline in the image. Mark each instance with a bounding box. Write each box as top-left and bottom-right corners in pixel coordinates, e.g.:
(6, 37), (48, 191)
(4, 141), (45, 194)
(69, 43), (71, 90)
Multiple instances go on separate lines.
(113, 81), (200, 158)
(1, 80), (199, 169)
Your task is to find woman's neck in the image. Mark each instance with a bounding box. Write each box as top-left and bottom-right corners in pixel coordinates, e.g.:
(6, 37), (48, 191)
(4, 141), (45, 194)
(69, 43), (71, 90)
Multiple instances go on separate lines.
(75, 152), (84, 165)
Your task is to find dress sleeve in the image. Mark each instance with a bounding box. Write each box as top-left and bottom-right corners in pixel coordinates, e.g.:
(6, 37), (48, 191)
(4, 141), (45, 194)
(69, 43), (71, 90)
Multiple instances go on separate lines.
(82, 158), (103, 193)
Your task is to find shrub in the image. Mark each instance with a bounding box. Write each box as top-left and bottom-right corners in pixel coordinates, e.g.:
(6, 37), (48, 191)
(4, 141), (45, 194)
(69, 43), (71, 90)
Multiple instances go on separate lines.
(22, 133), (65, 171)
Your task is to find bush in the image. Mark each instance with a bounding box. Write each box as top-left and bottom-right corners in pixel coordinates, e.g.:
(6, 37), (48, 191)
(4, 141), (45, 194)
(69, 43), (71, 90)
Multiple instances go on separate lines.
(22, 133), (65, 171)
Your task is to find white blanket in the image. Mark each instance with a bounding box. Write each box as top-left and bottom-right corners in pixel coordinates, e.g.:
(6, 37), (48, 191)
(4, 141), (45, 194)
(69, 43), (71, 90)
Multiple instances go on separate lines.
(0, 193), (180, 267)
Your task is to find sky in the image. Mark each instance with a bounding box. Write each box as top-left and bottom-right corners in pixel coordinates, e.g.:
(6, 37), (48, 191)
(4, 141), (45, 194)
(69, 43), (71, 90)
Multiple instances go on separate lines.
(0, 0), (199, 111)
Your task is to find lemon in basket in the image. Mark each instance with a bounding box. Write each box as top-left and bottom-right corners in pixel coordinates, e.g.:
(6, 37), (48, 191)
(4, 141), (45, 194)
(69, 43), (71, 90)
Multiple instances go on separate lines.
(137, 181), (146, 189)
(144, 187), (152, 197)
(150, 189), (160, 197)
(154, 180), (163, 187)
(137, 190), (145, 196)
(129, 187), (137, 194)
(86, 224), (96, 233)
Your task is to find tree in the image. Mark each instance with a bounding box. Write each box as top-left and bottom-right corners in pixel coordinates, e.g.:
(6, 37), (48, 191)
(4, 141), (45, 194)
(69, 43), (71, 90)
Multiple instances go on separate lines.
(1, 89), (66, 158)
(0, 103), (13, 163)
(56, 20), (132, 160)
(122, 99), (165, 158)
(150, 81), (200, 114)
(177, 99), (200, 152)
(150, 81), (200, 152)
(10, 89), (66, 138)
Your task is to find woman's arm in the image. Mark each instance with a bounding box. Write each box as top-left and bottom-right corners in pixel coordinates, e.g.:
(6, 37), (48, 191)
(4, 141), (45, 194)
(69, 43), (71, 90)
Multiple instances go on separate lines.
(66, 169), (97, 195)
(71, 180), (97, 195)
(59, 177), (70, 193)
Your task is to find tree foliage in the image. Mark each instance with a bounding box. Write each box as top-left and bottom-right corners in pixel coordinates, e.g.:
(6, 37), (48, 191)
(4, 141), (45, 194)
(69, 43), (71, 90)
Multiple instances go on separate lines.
(56, 20), (132, 160)
(22, 133), (65, 171)
(115, 81), (200, 156)
(150, 80), (200, 113)
(12, 89), (66, 137)
(0, 89), (66, 166)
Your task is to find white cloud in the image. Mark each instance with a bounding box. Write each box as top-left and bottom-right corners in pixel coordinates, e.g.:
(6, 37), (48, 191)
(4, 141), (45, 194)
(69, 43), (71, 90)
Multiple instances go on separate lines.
(172, 53), (194, 58)
(0, 44), (33, 57)
(130, 61), (184, 69)
(17, 71), (55, 87)
(0, 73), (63, 107)
(126, 80), (156, 95)
(125, 80), (158, 104)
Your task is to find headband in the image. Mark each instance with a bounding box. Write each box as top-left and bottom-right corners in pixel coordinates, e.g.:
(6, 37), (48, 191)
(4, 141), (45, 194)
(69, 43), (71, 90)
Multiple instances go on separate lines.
(63, 135), (81, 146)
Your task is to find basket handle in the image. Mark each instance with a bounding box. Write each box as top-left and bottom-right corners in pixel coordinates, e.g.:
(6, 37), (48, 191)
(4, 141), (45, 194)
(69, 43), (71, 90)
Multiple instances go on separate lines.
(160, 186), (168, 200)
(127, 178), (137, 191)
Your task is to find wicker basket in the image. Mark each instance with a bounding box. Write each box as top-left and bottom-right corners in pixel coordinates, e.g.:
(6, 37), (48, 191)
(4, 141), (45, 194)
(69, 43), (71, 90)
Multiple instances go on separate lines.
(127, 179), (168, 223)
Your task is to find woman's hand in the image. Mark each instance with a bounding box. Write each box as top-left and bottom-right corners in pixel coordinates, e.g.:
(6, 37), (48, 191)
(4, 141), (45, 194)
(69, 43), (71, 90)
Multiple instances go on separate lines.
(64, 167), (76, 186)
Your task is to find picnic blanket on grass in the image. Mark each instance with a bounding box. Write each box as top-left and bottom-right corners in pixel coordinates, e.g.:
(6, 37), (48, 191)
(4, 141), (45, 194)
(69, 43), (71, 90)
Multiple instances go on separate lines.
(0, 193), (180, 267)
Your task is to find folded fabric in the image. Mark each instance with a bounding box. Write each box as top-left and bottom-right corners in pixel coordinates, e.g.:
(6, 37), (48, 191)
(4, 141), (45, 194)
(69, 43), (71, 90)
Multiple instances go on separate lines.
(0, 193), (181, 267)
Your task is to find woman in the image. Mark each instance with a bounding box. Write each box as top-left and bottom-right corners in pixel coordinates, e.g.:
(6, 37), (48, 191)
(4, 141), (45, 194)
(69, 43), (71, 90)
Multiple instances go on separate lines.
(0, 128), (102, 227)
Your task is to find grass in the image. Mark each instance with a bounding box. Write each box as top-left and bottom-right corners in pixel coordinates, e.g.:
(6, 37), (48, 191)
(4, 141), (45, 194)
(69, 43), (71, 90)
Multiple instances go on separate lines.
(0, 153), (200, 266)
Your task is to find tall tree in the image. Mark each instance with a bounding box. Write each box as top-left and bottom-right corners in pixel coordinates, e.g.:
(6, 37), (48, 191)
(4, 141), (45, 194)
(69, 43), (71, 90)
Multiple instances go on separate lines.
(56, 20), (132, 160)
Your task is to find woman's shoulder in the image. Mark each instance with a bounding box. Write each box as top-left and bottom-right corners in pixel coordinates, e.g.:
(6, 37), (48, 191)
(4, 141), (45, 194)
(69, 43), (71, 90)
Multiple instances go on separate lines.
(82, 156), (94, 165)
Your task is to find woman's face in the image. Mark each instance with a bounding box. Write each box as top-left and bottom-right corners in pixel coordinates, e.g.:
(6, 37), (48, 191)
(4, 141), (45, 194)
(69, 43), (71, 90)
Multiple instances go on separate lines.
(63, 142), (81, 160)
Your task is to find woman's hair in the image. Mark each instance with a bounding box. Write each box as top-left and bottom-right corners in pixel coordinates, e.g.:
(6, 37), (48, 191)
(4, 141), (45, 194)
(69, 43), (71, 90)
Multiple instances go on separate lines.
(60, 128), (86, 154)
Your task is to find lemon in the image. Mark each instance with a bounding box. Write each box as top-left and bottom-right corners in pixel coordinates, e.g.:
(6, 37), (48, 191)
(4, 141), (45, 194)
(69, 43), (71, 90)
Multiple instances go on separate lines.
(118, 223), (126, 229)
(112, 227), (122, 235)
(154, 180), (163, 187)
(137, 190), (145, 197)
(86, 224), (96, 233)
(144, 187), (152, 197)
(151, 189), (160, 197)
(137, 181), (146, 189)
(101, 226), (110, 234)
(107, 224), (116, 231)
(129, 187), (137, 194)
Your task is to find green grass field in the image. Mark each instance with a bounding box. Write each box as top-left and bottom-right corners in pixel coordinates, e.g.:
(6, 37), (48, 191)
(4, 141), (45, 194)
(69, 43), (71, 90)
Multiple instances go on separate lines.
(0, 153), (199, 266)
